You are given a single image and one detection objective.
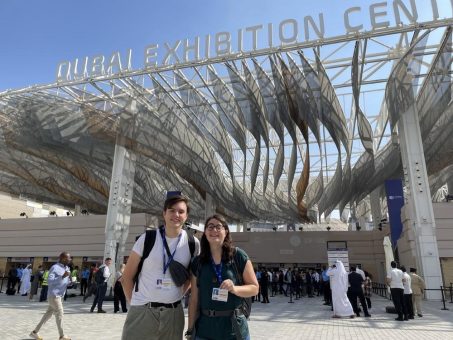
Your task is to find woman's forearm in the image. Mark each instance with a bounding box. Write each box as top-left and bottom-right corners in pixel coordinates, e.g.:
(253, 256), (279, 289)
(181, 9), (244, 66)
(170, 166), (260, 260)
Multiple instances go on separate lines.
(232, 284), (259, 298)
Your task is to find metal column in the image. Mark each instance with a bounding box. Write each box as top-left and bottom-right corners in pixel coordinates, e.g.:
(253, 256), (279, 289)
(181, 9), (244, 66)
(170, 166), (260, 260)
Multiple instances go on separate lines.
(103, 101), (139, 287)
(370, 188), (383, 229)
(398, 102), (443, 300)
(205, 193), (216, 220)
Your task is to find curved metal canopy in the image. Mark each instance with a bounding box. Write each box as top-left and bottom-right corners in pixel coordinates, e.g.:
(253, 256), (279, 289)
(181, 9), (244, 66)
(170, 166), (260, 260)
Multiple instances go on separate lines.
(0, 26), (452, 223)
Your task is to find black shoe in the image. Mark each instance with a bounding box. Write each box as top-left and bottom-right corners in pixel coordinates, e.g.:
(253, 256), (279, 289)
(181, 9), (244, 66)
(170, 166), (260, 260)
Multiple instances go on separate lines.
(90, 308), (94, 313)
(123, 309), (128, 313)
(408, 316), (414, 319)
(114, 310), (118, 313)
(403, 317), (409, 321)
(97, 310), (106, 313)
(365, 314), (371, 317)
(356, 313), (361, 317)
(417, 314), (423, 317)
(395, 317), (404, 321)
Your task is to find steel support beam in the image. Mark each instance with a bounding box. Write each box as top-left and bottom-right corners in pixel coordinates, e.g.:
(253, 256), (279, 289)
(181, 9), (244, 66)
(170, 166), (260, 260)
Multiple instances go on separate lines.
(205, 193), (216, 220)
(103, 102), (138, 290)
(370, 188), (383, 229)
(398, 102), (443, 300)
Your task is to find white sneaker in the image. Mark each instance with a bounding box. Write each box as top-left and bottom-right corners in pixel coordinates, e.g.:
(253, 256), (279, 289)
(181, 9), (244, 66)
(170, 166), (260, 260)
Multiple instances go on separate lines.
(29, 331), (43, 340)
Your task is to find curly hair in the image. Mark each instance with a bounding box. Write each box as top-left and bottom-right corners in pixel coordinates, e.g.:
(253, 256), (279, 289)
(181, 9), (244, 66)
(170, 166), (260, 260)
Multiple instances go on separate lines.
(199, 214), (234, 264)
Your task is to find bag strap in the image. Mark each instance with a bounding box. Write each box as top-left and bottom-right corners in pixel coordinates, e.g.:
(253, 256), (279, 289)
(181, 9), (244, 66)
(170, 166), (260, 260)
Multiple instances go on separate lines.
(134, 229), (157, 292)
(230, 250), (246, 340)
(194, 257), (202, 287)
(231, 247), (244, 285)
(162, 227), (196, 263)
(188, 233), (195, 258)
(159, 226), (173, 258)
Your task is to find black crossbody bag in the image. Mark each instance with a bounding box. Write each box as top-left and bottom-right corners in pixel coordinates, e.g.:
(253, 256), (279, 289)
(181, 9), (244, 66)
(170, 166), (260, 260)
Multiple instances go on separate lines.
(161, 228), (190, 287)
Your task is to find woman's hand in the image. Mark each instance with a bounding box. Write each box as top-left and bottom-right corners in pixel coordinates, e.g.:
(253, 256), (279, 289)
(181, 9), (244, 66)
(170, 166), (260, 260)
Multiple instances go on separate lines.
(220, 279), (235, 293)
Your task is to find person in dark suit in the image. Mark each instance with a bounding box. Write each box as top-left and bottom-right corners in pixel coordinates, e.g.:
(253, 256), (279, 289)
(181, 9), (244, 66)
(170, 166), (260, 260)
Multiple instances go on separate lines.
(305, 271), (313, 297)
(260, 269), (270, 303)
(348, 267), (371, 317)
(7, 265), (17, 290)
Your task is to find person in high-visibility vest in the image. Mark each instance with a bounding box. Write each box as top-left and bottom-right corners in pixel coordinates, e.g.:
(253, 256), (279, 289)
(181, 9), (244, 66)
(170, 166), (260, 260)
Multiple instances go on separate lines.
(39, 269), (49, 302)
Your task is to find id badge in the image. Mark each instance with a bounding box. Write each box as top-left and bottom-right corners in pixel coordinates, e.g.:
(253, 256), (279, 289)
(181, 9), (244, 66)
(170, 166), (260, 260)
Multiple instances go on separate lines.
(212, 288), (228, 302)
(156, 279), (163, 289)
(161, 278), (173, 290)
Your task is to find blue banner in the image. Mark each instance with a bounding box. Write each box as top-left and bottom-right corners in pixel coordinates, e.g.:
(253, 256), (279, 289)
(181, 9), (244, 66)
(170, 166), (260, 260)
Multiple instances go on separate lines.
(385, 179), (405, 248)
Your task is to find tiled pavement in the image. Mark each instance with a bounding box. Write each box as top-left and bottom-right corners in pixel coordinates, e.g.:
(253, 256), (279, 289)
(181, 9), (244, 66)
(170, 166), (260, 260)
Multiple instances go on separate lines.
(1, 289), (452, 340)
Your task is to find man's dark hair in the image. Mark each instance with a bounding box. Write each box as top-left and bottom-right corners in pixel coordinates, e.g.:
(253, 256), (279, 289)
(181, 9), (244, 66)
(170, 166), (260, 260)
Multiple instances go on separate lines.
(163, 195), (190, 214)
(350, 266), (356, 272)
(59, 252), (70, 260)
(105, 257), (112, 261)
(391, 261), (397, 268)
(410, 267), (417, 273)
(400, 266), (407, 273)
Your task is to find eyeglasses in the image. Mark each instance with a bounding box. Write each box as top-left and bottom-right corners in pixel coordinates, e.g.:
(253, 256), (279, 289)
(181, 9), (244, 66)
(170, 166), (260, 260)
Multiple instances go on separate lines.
(206, 223), (225, 231)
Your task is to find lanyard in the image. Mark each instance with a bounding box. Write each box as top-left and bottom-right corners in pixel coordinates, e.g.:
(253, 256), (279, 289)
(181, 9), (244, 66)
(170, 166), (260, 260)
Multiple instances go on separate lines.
(160, 227), (182, 275)
(211, 257), (223, 284)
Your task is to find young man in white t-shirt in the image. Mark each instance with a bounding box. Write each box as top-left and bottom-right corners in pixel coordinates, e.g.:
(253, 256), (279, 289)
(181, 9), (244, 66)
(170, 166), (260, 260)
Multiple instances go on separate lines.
(401, 266), (414, 319)
(121, 195), (200, 340)
(386, 261), (406, 321)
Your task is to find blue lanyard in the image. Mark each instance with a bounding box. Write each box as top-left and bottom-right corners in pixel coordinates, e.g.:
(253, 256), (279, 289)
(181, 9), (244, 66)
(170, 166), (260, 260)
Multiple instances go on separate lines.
(160, 228), (182, 275)
(211, 257), (223, 284)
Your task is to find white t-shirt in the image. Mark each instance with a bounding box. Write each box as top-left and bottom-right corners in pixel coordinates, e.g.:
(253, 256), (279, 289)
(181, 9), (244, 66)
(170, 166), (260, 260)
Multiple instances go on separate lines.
(356, 268), (366, 280)
(403, 272), (412, 294)
(131, 229), (199, 306)
(100, 264), (110, 282)
(387, 268), (404, 289)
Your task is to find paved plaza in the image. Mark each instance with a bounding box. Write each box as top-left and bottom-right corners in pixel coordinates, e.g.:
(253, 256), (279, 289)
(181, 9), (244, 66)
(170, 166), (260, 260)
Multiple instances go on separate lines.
(1, 289), (452, 340)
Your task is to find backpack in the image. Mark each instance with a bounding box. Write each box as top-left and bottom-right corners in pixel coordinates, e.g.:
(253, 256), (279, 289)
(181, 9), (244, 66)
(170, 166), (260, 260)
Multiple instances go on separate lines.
(94, 266), (105, 284)
(133, 226), (196, 292)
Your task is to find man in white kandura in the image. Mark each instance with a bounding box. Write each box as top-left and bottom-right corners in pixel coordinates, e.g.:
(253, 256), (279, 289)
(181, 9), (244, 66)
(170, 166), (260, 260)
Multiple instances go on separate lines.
(327, 260), (355, 319)
(20, 264), (32, 296)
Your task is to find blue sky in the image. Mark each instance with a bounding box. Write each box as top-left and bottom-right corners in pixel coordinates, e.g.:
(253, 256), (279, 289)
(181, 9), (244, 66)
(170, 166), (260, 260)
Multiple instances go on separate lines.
(1, 0), (451, 91)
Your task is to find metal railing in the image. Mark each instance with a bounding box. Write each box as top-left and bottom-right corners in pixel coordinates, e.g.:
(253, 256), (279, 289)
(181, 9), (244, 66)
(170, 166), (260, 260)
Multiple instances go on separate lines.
(371, 282), (453, 310)
(371, 282), (391, 300)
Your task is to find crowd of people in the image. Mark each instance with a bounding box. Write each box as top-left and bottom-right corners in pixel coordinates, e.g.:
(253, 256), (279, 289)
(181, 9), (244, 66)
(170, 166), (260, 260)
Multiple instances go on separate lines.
(244, 263), (374, 320)
(249, 259), (426, 323)
(251, 267), (324, 302)
(386, 261), (426, 321)
(2, 195), (429, 340)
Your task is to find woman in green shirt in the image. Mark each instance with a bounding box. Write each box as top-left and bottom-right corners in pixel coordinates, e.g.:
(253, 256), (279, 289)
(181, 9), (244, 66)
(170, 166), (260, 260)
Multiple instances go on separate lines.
(187, 214), (259, 340)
